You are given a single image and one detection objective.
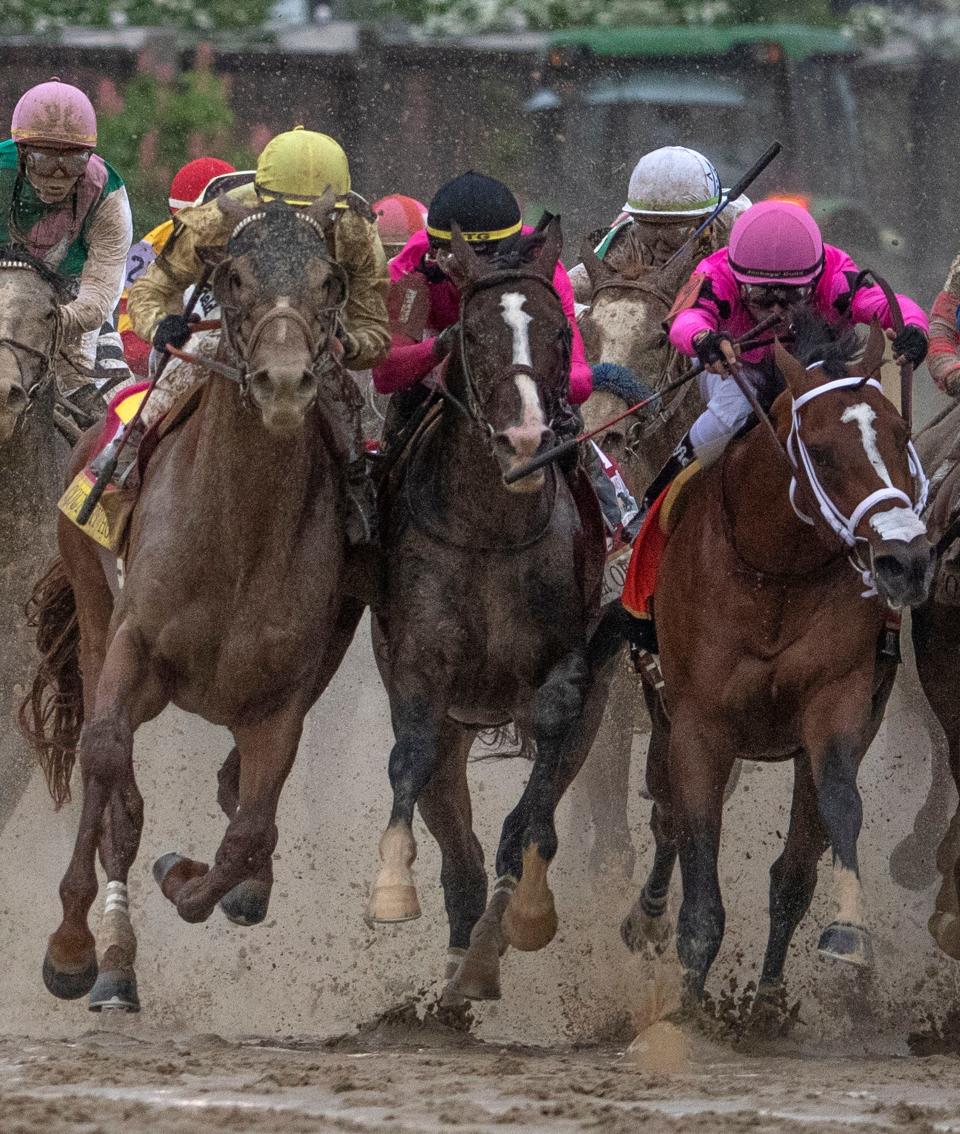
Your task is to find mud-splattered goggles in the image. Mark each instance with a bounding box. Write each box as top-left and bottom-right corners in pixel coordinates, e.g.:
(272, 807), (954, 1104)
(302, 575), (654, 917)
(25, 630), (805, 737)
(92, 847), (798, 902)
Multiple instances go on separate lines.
(739, 283), (814, 310)
(22, 147), (92, 178)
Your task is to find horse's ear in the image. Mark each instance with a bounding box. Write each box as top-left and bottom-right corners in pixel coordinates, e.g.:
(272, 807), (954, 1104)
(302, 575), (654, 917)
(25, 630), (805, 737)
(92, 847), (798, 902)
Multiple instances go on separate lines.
(304, 186), (338, 229)
(775, 338), (816, 397)
(857, 317), (886, 378)
(579, 236), (612, 289)
(534, 215), (563, 280)
(216, 194), (255, 228)
(450, 222), (485, 283)
(656, 244), (698, 298)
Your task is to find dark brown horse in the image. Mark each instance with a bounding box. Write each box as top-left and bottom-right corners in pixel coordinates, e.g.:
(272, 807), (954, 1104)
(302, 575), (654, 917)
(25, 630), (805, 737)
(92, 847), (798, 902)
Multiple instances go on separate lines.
(909, 399), (960, 956)
(621, 319), (933, 1012)
(0, 252), (69, 831)
(365, 221), (609, 1002)
(22, 201), (365, 1012)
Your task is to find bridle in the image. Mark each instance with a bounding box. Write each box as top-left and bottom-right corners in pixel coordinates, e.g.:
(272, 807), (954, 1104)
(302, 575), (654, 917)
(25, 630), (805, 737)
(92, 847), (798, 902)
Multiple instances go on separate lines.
(450, 266), (571, 439)
(210, 210), (350, 401)
(786, 370), (928, 595)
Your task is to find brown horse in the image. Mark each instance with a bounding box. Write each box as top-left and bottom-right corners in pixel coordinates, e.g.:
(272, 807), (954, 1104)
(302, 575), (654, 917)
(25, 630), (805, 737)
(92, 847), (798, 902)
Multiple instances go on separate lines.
(23, 201), (365, 1012)
(0, 251), (69, 831)
(365, 221), (610, 1002)
(620, 318), (933, 1011)
(909, 399), (960, 955)
(573, 246), (700, 877)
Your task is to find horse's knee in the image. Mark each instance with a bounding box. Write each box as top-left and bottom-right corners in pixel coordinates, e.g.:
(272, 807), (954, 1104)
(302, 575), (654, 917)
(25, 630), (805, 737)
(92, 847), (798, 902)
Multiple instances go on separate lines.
(78, 716), (132, 781)
(535, 654), (589, 739)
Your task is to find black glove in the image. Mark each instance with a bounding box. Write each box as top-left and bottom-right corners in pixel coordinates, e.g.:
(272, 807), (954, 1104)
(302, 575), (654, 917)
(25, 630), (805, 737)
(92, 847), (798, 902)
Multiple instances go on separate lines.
(694, 330), (733, 368)
(152, 314), (193, 354)
(891, 325), (928, 367)
(552, 402), (583, 474)
(433, 322), (459, 360)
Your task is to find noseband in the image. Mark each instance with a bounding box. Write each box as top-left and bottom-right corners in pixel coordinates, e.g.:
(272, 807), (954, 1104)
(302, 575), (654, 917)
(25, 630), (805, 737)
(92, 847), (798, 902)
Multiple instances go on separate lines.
(787, 372), (928, 595)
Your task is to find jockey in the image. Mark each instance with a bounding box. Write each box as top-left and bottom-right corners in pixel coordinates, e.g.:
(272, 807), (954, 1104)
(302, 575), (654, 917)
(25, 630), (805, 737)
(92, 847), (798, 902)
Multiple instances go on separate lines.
(625, 199), (929, 654)
(569, 146), (749, 304)
(372, 193), (427, 261)
(927, 254), (960, 396)
(119, 156), (237, 377)
(127, 126), (390, 545)
(0, 79), (133, 396)
(372, 170), (592, 443)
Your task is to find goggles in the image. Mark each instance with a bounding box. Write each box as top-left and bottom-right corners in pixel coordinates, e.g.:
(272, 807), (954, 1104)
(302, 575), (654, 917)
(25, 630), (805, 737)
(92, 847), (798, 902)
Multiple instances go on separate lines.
(739, 282), (814, 310)
(23, 147), (91, 179)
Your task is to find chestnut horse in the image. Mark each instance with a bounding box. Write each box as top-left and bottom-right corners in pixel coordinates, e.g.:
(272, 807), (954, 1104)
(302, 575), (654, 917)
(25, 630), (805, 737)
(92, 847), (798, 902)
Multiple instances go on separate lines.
(23, 201), (364, 1012)
(365, 221), (609, 1002)
(621, 318), (933, 1012)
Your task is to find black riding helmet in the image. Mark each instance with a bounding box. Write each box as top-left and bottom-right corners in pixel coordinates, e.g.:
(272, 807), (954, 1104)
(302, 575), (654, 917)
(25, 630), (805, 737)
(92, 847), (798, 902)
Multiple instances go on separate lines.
(426, 171), (522, 260)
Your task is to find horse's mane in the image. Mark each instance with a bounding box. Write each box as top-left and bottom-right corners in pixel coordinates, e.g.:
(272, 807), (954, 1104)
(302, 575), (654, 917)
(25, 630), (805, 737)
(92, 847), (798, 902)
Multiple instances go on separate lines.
(787, 308), (860, 380)
(0, 243), (70, 300)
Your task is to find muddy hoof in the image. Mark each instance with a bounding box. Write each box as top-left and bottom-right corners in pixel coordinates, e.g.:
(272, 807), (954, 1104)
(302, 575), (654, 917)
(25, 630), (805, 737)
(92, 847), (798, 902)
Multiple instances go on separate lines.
(153, 852), (186, 886)
(43, 951), (98, 1001)
(929, 911), (960, 959)
(817, 921), (873, 968)
(449, 950), (501, 1001)
(220, 879), (271, 927)
(364, 884), (421, 926)
(88, 969), (140, 1012)
(620, 906), (672, 955)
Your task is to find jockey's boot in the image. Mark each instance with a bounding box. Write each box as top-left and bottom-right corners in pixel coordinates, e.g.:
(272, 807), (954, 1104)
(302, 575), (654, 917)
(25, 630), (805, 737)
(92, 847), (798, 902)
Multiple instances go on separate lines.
(627, 612), (659, 659)
(638, 430), (696, 517)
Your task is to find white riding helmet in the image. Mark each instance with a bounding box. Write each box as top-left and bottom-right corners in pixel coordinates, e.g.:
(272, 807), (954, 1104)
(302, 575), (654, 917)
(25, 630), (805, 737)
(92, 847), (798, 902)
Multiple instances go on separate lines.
(623, 146), (722, 219)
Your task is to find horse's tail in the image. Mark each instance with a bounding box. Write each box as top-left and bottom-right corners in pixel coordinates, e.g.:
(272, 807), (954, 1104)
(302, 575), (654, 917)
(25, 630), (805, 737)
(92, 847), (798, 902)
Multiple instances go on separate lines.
(18, 557), (83, 808)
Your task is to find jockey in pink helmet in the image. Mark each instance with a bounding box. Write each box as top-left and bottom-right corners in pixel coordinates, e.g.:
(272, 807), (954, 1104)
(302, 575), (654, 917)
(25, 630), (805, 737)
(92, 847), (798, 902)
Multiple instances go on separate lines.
(3, 79), (133, 394)
(373, 194), (427, 260)
(646, 200), (928, 507)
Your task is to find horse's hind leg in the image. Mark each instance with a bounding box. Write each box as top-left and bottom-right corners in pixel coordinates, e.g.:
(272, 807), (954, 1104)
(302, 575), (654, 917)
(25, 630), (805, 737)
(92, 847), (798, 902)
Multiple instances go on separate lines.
(214, 747), (274, 927)
(756, 754), (828, 1014)
(45, 622), (164, 1003)
(415, 723), (488, 1002)
(155, 703), (304, 924)
(622, 694), (675, 955)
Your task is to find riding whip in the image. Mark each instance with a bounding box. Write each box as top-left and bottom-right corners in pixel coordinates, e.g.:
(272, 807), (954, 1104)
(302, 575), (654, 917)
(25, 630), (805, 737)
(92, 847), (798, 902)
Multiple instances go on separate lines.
(503, 312), (784, 485)
(662, 141), (783, 270)
(76, 266), (215, 527)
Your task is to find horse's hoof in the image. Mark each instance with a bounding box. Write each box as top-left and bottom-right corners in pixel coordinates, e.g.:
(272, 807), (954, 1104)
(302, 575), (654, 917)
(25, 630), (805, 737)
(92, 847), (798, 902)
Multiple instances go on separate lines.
(43, 950), (98, 1001)
(620, 908), (672, 956)
(929, 911), (960, 959)
(88, 969), (140, 1013)
(449, 950), (501, 1001)
(502, 896), (557, 952)
(364, 884), (421, 926)
(817, 921), (873, 968)
(889, 835), (939, 892)
(220, 879), (271, 927)
(153, 852), (185, 886)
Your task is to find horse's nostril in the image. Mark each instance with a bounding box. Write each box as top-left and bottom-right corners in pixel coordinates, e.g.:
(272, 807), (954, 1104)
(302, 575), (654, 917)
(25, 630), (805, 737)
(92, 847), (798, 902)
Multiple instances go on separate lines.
(250, 370), (270, 391)
(298, 372), (316, 394)
(493, 433), (513, 454)
(4, 382), (27, 413)
(874, 555), (905, 580)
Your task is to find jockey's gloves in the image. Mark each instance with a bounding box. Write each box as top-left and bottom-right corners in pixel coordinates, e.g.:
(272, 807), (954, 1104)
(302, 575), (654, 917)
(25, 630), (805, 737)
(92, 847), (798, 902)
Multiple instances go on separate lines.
(891, 325), (929, 368)
(152, 314), (193, 355)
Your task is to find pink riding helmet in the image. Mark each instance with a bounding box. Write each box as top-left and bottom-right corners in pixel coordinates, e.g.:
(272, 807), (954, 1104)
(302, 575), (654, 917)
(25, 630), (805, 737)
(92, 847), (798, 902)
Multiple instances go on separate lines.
(728, 200), (824, 286)
(11, 78), (97, 149)
(373, 194), (427, 248)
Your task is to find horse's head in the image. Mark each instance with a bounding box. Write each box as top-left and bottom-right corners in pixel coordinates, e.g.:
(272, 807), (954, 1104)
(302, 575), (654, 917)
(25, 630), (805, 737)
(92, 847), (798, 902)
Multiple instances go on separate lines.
(577, 239), (691, 380)
(0, 252), (60, 444)
(447, 218), (570, 492)
(200, 197), (348, 435)
(775, 319), (933, 608)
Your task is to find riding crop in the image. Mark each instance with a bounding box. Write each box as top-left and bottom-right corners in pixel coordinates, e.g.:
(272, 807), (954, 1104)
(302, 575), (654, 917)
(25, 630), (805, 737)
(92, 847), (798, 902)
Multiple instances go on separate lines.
(76, 273), (215, 526)
(502, 312), (784, 485)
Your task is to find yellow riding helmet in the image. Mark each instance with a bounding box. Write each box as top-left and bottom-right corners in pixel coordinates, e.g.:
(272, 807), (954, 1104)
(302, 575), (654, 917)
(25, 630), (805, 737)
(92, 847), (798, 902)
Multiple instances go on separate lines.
(254, 126), (351, 207)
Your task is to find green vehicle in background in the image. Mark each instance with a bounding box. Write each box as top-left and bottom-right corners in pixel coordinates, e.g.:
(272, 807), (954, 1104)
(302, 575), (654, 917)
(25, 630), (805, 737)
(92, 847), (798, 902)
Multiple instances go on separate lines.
(524, 23), (903, 277)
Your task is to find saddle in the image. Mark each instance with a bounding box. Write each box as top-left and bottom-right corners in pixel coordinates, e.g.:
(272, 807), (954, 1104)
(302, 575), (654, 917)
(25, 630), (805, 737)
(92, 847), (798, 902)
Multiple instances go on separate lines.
(58, 381), (203, 553)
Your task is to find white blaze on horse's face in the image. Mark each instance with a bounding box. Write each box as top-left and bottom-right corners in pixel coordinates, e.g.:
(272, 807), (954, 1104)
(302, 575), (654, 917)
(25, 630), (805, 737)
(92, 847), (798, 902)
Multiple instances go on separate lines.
(500, 292), (533, 367)
(841, 403), (892, 489)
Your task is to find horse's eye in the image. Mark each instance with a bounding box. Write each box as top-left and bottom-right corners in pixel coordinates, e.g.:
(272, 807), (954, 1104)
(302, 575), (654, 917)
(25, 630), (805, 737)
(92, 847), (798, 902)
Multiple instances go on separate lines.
(807, 444), (836, 470)
(229, 270), (244, 294)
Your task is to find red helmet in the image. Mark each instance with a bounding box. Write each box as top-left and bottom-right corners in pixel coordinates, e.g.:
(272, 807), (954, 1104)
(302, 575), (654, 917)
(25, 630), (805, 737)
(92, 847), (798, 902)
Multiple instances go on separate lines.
(373, 194), (427, 249)
(169, 157), (236, 213)
(728, 201), (824, 286)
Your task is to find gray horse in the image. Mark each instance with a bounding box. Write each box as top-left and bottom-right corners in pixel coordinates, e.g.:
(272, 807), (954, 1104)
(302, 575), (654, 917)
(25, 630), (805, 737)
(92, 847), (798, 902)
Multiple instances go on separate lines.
(0, 252), (68, 832)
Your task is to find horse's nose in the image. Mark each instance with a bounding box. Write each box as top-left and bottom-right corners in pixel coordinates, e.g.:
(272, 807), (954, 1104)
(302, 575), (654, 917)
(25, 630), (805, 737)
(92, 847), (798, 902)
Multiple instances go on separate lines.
(0, 379), (27, 416)
(494, 425), (554, 462)
(872, 537), (935, 608)
(248, 366), (318, 433)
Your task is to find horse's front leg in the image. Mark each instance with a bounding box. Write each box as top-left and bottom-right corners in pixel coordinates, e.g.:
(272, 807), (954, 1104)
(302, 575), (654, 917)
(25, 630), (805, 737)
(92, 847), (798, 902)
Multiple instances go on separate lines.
(154, 702), (305, 924)
(802, 681), (873, 968)
(45, 621), (165, 1004)
(365, 690), (447, 925)
(669, 708), (736, 1005)
(215, 747), (274, 927)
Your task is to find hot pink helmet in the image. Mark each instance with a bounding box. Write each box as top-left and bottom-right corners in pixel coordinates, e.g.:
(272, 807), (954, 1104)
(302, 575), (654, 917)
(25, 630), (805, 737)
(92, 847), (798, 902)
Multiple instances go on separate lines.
(728, 200), (824, 286)
(11, 79), (97, 149)
(373, 194), (427, 248)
